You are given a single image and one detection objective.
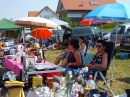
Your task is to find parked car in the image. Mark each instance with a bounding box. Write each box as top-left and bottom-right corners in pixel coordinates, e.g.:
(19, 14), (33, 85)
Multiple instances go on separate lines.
(120, 28), (130, 52)
(49, 29), (64, 44)
(62, 26), (109, 46)
(103, 33), (111, 41)
(110, 23), (130, 44)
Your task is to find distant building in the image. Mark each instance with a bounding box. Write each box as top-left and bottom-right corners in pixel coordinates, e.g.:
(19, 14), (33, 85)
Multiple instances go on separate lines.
(56, 0), (117, 22)
(28, 6), (59, 20)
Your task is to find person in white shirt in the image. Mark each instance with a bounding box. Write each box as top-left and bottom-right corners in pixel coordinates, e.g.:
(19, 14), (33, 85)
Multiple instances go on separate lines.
(13, 38), (24, 52)
(79, 36), (87, 58)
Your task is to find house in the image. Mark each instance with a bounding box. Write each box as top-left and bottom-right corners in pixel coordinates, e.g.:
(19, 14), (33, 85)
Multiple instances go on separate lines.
(56, 0), (117, 22)
(28, 6), (59, 20)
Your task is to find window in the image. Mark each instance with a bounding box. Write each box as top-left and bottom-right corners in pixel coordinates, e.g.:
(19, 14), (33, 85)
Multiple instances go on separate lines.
(112, 26), (126, 34)
(68, 13), (82, 17)
(44, 15), (50, 19)
(39, 15), (42, 17)
(124, 29), (130, 37)
(89, 1), (98, 5)
(91, 27), (101, 34)
(72, 27), (92, 35)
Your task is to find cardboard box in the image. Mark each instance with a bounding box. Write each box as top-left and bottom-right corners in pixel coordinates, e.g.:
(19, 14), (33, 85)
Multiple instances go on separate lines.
(32, 76), (42, 87)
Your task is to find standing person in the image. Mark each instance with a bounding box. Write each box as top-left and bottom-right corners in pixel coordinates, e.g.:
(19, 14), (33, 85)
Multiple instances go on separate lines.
(13, 38), (24, 53)
(79, 36), (87, 58)
(61, 38), (82, 71)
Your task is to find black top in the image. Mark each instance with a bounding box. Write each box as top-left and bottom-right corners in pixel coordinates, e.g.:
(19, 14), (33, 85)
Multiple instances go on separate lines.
(67, 51), (79, 69)
(90, 53), (105, 65)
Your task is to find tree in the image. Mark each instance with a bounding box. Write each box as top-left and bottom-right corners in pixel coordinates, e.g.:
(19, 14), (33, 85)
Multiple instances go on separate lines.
(62, 16), (80, 27)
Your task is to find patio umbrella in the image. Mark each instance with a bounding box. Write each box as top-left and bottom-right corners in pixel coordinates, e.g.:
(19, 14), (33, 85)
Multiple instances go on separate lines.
(31, 28), (53, 62)
(84, 3), (130, 81)
(80, 19), (91, 25)
(14, 17), (61, 29)
(31, 28), (53, 39)
(84, 3), (130, 21)
(80, 19), (107, 26)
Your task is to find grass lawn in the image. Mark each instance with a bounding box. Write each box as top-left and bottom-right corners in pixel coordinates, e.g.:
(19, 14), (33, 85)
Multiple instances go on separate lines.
(44, 49), (130, 96)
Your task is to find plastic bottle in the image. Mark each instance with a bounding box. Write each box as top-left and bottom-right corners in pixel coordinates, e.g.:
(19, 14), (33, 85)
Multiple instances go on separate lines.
(86, 75), (95, 89)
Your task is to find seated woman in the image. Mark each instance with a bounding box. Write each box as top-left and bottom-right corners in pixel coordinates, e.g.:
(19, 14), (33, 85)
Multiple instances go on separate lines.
(54, 37), (72, 65)
(61, 38), (82, 71)
(86, 40), (108, 69)
(79, 36), (87, 58)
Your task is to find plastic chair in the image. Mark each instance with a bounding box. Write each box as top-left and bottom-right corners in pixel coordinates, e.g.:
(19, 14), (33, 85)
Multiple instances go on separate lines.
(89, 41), (115, 96)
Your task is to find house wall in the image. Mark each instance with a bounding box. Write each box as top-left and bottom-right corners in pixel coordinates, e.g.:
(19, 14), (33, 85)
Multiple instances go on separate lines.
(37, 7), (58, 19)
(59, 10), (91, 22)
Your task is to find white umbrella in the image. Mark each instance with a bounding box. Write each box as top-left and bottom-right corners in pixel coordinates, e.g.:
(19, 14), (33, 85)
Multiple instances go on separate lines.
(51, 18), (69, 27)
(14, 17), (61, 29)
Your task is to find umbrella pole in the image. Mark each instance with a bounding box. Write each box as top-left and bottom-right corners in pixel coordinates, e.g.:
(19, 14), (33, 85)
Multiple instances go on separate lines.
(42, 47), (45, 63)
(101, 23), (103, 40)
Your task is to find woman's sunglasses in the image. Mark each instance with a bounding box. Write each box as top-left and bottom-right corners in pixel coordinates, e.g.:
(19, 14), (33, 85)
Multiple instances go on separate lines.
(96, 45), (102, 48)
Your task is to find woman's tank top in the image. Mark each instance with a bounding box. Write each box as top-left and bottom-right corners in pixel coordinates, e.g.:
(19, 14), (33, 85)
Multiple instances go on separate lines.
(67, 51), (79, 69)
(90, 53), (105, 65)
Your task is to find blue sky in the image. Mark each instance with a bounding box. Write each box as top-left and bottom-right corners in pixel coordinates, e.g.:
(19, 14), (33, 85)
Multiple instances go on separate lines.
(0, 0), (129, 20)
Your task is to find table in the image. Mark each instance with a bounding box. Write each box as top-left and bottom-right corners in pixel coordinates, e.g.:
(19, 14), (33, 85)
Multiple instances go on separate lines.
(27, 90), (64, 97)
(4, 58), (65, 82)
(22, 65), (65, 82)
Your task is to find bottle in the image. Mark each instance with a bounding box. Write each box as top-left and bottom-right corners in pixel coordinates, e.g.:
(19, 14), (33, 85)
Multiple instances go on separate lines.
(86, 75), (95, 89)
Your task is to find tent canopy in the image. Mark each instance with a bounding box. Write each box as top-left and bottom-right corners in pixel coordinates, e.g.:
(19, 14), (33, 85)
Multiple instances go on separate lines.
(51, 18), (70, 28)
(0, 18), (24, 31)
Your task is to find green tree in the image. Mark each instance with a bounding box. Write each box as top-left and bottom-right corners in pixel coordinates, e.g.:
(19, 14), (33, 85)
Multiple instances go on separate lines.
(62, 16), (80, 27)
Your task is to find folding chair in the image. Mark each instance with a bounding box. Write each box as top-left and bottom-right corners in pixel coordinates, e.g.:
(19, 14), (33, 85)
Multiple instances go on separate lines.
(83, 54), (94, 65)
(89, 41), (115, 96)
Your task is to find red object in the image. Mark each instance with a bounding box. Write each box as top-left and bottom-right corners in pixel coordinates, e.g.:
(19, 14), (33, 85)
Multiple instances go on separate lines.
(31, 28), (53, 39)
(80, 19), (91, 26)
(24, 46), (26, 51)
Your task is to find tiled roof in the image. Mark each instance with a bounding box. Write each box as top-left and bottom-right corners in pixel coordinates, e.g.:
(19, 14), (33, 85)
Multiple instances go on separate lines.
(28, 11), (39, 17)
(36, 6), (59, 16)
(61, 0), (117, 10)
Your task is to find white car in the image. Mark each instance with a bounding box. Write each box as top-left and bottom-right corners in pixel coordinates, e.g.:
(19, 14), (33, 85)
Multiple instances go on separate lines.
(103, 33), (111, 41)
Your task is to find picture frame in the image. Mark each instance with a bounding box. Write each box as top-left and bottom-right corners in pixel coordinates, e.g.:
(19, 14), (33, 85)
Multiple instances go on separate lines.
(23, 56), (35, 71)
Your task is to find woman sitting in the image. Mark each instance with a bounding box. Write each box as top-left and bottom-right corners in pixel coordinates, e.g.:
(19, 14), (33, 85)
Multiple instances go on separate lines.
(79, 36), (87, 58)
(61, 38), (82, 71)
(54, 37), (72, 65)
(86, 40), (108, 69)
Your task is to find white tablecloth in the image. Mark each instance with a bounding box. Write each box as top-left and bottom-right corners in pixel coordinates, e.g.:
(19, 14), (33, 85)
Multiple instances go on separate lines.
(26, 90), (64, 97)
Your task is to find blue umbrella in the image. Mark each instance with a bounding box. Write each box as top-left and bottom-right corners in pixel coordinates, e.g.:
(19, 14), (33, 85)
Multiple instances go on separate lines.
(84, 3), (130, 21)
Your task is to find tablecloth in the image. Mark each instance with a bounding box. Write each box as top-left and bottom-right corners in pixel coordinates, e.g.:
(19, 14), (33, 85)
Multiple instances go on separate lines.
(4, 58), (16, 72)
(4, 58), (60, 78)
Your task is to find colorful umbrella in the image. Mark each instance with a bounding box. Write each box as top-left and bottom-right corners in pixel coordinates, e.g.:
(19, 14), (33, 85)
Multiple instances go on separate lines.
(80, 19), (91, 26)
(80, 19), (108, 26)
(31, 28), (53, 39)
(84, 3), (130, 21)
